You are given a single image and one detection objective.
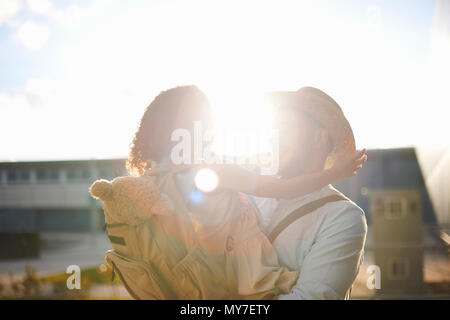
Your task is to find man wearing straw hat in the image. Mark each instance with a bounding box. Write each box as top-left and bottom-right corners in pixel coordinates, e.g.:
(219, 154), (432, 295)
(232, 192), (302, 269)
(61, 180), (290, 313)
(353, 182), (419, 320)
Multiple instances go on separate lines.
(248, 87), (368, 299)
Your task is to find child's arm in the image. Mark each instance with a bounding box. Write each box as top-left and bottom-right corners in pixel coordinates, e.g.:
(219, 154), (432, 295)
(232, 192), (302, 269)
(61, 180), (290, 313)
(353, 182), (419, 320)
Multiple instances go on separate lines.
(206, 149), (367, 199)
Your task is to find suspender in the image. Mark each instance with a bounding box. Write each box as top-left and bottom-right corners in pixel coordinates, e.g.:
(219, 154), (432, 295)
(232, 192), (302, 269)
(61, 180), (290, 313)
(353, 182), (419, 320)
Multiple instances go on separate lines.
(267, 194), (349, 243)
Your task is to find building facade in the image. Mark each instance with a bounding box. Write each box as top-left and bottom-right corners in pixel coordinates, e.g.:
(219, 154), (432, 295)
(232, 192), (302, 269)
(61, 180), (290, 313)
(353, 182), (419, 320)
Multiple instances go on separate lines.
(0, 159), (127, 232)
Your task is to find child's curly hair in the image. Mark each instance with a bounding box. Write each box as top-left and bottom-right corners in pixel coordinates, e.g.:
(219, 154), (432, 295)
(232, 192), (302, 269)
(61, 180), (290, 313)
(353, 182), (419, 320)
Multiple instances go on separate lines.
(126, 85), (212, 176)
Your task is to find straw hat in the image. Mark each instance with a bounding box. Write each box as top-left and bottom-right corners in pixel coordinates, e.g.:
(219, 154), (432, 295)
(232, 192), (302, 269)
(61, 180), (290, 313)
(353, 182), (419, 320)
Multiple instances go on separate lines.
(267, 87), (356, 169)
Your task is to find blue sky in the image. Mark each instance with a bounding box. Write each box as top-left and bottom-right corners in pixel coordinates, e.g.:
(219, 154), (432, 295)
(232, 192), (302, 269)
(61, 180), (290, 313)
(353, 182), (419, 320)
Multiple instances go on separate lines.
(1, 0), (448, 161)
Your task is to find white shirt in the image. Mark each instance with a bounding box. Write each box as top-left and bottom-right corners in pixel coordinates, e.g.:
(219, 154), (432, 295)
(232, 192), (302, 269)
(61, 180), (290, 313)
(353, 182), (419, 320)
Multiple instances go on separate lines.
(248, 184), (368, 300)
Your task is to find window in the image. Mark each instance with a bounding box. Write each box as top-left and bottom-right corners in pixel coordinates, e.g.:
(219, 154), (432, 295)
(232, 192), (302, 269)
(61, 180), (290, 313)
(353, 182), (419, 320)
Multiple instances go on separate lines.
(7, 169), (30, 184)
(81, 168), (90, 179)
(388, 257), (410, 280)
(36, 168), (59, 182)
(389, 201), (402, 217)
(66, 168), (77, 180)
(384, 197), (407, 219)
(98, 167), (116, 179)
(7, 170), (15, 182)
(66, 167), (91, 182)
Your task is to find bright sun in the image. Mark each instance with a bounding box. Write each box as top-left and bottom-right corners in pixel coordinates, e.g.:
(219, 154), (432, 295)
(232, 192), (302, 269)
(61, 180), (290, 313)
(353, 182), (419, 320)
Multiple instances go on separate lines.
(206, 89), (276, 158)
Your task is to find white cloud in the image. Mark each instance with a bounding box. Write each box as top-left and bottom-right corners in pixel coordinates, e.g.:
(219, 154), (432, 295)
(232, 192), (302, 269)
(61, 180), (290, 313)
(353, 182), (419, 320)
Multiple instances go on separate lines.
(0, 0), (23, 25)
(0, 91), (31, 109)
(0, 81), (48, 110)
(26, 0), (52, 15)
(0, 73), (144, 160)
(51, 4), (85, 25)
(14, 20), (49, 50)
(35, 1), (105, 27)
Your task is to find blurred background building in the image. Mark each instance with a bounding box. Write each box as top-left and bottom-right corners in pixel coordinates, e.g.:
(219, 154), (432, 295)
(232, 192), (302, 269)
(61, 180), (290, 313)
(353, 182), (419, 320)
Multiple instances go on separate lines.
(0, 159), (126, 234)
(0, 147), (448, 298)
(334, 147), (449, 298)
(0, 159), (126, 262)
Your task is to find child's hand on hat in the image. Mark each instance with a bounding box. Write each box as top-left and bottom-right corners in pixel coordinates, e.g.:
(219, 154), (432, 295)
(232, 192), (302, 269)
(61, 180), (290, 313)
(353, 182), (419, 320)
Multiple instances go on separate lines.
(329, 148), (367, 180)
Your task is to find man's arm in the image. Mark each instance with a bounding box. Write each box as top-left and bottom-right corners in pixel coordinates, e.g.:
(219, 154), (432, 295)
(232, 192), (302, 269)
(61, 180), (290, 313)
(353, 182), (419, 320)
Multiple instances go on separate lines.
(278, 206), (368, 300)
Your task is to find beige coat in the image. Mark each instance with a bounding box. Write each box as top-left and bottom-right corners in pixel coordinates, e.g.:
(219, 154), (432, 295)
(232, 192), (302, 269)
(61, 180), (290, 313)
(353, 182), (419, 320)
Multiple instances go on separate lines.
(90, 165), (298, 299)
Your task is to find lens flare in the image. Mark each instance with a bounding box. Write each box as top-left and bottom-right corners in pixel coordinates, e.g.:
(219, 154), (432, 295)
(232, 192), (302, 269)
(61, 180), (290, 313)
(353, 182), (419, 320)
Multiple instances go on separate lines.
(194, 168), (219, 192)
